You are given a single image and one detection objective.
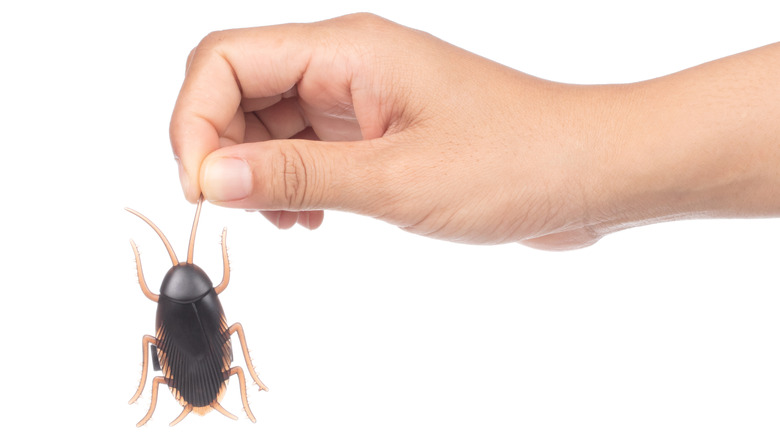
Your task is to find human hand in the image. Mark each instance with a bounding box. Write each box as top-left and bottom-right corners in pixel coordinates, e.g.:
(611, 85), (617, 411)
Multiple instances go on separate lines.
(171, 14), (780, 249)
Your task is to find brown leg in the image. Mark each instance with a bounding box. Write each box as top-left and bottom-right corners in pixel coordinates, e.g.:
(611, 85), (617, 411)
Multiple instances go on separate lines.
(228, 323), (268, 391)
(169, 404), (193, 427)
(136, 376), (166, 427)
(214, 228), (230, 294)
(229, 367), (257, 423)
(129, 335), (157, 404)
(211, 401), (238, 420)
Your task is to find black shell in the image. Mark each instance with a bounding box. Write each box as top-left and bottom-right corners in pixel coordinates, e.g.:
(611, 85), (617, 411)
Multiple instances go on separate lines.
(155, 287), (233, 407)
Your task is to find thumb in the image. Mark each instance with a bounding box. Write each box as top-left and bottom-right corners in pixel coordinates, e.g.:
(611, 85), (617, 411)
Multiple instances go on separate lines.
(199, 138), (387, 214)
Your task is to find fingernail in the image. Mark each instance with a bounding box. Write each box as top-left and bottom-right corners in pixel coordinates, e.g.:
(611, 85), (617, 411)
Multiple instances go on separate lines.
(175, 157), (190, 198)
(203, 158), (252, 201)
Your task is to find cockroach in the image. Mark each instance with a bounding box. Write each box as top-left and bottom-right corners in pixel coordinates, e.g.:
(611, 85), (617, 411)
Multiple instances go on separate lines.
(127, 197), (268, 427)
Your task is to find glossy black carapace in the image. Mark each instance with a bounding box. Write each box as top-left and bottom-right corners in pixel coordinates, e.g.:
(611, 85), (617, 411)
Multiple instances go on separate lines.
(127, 197), (268, 427)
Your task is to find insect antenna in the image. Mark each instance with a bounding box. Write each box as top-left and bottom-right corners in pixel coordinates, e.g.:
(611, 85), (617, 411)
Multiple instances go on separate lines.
(125, 207), (179, 266)
(187, 195), (204, 264)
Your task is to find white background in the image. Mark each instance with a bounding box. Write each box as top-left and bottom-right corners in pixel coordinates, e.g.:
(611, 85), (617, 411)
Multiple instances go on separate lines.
(1, 0), (779, 436)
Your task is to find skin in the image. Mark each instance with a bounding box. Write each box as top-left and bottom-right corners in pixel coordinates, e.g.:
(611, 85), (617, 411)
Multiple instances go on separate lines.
(170, 13), (780, 250)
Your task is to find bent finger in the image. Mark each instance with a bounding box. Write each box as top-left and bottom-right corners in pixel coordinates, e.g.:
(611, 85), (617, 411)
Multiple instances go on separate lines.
(258, 210), (324, 230)
(170, 24), (316, 202)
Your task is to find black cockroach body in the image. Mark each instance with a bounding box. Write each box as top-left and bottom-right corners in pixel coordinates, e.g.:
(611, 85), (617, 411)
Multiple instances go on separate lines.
(127, 197), (268, 427)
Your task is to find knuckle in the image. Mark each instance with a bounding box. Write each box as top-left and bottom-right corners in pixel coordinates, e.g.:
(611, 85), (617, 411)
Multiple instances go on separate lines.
(186, 30), (230, 72)
(340, 12), (387, 27)
(341, 12), (381, 24)
(272, 144), (314, 210)
(337, 13), (394, 40)
(199, 30), (227, 48)
(185, 46), (197, 72)
(195, 30), (235, 59)
(323, 13), (393, 42)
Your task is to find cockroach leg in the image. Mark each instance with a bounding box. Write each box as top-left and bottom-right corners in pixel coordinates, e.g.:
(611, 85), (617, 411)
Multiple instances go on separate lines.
(211, 401), (238, 420)
(169, 404), (193, 427)
(229, 367), (257, 423)
(214, 228), (230, 294)
(228, 323), (268, 391)
(136, 376), (166, 427)
(130, 241), (159, 303)
(129, 335), (158, 404)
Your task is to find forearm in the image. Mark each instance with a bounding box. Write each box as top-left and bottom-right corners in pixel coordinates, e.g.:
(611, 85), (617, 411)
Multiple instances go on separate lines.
(594, 42), (780, 233)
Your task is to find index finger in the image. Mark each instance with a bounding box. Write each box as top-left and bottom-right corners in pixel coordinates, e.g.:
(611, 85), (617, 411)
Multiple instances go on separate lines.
(170, 24), (314, 202)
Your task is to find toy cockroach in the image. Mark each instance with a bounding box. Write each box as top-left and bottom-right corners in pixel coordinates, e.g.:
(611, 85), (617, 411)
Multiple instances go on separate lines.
(127, 197), (268, 427)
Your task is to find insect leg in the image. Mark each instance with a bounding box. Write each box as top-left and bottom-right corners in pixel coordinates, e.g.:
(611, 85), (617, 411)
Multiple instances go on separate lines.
(169, 404), (193, 427)
(136, 376), (166, 427)
(210, 401), (238, 420)
(229, 367), (257, 423)
(129, 335), (158, 404)
(214, 228), (230, 294)
(130, 240), (159, 302)
(227, 323), (268, 391)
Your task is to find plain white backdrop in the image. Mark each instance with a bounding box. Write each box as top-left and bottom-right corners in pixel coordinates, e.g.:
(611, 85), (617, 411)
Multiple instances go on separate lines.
(1, 0), (779, 436)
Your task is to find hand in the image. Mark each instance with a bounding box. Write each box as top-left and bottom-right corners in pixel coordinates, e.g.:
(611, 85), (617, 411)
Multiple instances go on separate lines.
(170, 13), (780, 249)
